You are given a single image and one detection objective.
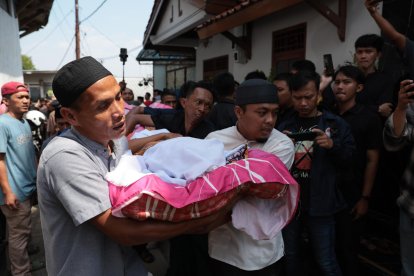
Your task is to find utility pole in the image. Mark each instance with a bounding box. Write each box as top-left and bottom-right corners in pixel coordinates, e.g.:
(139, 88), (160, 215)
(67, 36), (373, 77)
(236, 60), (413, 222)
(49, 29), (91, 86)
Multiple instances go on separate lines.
(75, 0), (80, 59)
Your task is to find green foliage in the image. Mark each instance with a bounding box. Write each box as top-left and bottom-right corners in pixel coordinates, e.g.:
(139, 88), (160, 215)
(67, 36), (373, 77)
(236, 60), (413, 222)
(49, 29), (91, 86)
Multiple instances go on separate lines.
(22, 55), (36, 70)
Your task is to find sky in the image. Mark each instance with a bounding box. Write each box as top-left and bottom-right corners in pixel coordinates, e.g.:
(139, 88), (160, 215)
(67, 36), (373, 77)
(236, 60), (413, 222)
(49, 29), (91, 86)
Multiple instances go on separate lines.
(20, 0), (154, 79)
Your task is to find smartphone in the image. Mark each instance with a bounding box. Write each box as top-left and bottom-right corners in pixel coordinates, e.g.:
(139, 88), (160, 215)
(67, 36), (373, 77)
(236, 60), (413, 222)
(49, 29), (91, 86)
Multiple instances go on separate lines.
(287, 131), (318, 141)
(323, 54), (334, 76)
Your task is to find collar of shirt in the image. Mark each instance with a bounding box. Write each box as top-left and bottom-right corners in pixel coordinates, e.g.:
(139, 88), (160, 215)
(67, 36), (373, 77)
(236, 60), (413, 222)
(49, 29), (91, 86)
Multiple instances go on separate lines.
(70, 127), (113, 160)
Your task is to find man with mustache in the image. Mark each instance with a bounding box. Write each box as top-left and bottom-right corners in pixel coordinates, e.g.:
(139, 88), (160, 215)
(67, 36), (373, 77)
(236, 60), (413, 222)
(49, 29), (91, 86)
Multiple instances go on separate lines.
(36, 57), (233, 276)
(0, 82), (37, 275)
(205, 79), (295, 275)
(126, 80), (215, 139)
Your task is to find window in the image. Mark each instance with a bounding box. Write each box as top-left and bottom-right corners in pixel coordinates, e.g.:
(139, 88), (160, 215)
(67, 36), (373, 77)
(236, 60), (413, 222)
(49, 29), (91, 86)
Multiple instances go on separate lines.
(272, 23), (306, 74)
(203, 55), (229, 81)
(167, 66), (188, 91)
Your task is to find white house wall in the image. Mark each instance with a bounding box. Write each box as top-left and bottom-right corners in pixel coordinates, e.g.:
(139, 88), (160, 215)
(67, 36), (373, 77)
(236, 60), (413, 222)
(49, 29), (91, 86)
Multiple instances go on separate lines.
(151, 0), (209, 46)
(0, 3), (23, 85)
(196, 1), (380, 82)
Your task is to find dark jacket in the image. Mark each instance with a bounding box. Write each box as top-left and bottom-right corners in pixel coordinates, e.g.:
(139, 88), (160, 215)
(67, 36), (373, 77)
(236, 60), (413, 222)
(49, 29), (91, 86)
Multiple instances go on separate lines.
(278, 111), (356, 216)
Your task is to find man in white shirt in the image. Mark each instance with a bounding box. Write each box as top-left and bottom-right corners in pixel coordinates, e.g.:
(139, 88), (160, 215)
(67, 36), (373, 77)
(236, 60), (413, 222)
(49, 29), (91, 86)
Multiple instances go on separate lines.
(205, 79), (294, 275)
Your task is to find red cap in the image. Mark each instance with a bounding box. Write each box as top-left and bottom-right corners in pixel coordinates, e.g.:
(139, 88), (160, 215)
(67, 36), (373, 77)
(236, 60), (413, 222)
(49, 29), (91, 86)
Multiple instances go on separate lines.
(1, 81), (29, 96)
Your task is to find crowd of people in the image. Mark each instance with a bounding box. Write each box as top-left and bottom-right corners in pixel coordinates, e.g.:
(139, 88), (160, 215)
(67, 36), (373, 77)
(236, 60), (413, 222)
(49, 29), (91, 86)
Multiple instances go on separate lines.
(0, 1), (414, 275)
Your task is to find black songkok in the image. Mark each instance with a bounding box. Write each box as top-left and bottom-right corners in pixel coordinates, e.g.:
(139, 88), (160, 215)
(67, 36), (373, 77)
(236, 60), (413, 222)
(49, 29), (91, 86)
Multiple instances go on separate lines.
(52, 56), (112, 107)
(235, 79), (278, 106)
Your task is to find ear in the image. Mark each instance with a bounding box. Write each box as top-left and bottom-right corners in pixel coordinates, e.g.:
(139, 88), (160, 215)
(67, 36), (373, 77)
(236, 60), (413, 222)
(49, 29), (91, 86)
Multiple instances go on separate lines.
(234, 106), (243, 120)
(60, 107), (79, 126)
(179, 98), (186, 109)
(356, 84), (364, 93)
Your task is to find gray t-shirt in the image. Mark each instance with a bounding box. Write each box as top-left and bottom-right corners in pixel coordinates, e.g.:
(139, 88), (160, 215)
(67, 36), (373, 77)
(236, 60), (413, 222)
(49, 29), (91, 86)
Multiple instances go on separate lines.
(37, 128), (146, 276)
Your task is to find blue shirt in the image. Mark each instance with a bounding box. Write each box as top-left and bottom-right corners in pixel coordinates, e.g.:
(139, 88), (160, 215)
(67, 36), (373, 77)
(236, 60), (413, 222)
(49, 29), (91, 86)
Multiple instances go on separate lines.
(0, 113), (37, 204)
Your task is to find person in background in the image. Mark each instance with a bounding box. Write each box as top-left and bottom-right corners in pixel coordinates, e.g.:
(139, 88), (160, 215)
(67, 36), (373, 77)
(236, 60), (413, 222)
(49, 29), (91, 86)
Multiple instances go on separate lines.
(0, 81), (38, 275)
(144, 92), (153, 107)
(278, 71), (355, 276)
(273, 73), (294, 128)
(332, 65), (382, 275)
(160, 90), (177, 109)
(208, 72), (237, 130)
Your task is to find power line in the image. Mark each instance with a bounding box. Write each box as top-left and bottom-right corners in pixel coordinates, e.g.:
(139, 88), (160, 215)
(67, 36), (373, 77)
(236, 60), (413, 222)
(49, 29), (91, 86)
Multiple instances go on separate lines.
(56, 35), (75, 69)
(24, 9), (74, 55)
(86, 21), (122, 48)
(79, 0), (108, 24)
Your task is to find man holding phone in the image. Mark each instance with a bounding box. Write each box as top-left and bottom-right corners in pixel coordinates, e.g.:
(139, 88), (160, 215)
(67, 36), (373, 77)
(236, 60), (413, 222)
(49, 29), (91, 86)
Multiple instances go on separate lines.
(277, 71), (355, 276)
(384, 79), (414, 276)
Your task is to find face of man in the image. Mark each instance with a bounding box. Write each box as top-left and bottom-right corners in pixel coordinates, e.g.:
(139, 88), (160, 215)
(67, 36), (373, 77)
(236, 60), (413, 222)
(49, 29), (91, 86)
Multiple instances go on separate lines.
(162, 95), (177, 109)
(355, 47), (380, 72)
(333, 72), (363, 104)
(4, 91), (30, 118)
(121, 88), (134, 102)
(291, 81), (319, 118)
(273, 80), (291, 110)
(64, 75), (125, 146)
(235, 103), (278, 143)
(180, 87), (213, 127)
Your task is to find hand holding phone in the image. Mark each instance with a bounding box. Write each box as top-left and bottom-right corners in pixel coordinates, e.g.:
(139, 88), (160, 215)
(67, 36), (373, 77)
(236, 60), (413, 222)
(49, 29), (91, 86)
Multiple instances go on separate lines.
(323, 54), (334, 77)
(287, 131), (318, 141)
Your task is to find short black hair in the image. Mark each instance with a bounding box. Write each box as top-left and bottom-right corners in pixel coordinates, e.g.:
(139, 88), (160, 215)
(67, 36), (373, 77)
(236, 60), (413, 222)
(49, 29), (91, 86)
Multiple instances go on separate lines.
(273, 73), (293, 88)
(180, 80), (215, 100)
(334, 65), (365, 85)
(244, 70), (267, 81)
(291, 60), (316, 73)
(161, 90), (177, 100)
(355, 34), (384, 52)
(290, 70), (320, 92)
(213, 72), (235, 97)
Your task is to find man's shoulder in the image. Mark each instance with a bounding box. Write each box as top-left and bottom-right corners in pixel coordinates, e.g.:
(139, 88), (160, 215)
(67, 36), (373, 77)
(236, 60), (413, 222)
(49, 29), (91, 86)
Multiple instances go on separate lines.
(206, 126), (236, 139)
(40, 131), (89, 162)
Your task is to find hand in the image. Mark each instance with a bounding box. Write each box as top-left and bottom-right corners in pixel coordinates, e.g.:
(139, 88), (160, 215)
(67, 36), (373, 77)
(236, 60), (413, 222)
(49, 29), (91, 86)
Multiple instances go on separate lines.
(396, 80), (414, 111)
(320, 71), (333, 92)
(4, 191), (19, 210)
(351, 198), (369, 220)
(163, 133), (182, 140)
(312, 128), (333, 149)
(378, 103), (393, 117)
(365, 0), (380, 14)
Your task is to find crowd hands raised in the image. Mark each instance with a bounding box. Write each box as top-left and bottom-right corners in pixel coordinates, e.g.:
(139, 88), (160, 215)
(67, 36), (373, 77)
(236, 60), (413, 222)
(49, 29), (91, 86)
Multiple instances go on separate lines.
(1, 0), (414, 275)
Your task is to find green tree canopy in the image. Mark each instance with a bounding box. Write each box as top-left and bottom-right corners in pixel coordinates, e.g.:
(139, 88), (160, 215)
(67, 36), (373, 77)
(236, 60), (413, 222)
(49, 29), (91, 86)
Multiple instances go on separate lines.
(22, 55), (36, 70)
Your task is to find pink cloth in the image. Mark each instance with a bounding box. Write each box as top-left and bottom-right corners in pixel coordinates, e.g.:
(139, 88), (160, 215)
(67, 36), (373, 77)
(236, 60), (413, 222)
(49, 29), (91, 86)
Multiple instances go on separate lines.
(108, 149), (299, 239)
(149, 102), (172, 109)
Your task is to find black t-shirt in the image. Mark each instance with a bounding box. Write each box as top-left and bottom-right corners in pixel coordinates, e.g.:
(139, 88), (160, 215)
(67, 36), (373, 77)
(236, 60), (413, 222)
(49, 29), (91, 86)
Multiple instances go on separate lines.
(207, 98), (237, 130)
(291, 116), (321, 210)
(336, 104), (382, 204)
(356, 71), (395, 111)
(151, 110), (215, 139)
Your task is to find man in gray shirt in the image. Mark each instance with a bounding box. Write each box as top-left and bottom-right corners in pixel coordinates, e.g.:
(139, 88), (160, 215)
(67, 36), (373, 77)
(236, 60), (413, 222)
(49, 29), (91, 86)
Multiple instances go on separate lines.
(37, 56), (233, 276)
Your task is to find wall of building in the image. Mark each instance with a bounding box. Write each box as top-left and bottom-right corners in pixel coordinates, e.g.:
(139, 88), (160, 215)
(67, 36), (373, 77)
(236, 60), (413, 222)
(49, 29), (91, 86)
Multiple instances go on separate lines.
(196, 0), (380, 82)
(0, 2), (23, 85)
(153, 64), (167, 90)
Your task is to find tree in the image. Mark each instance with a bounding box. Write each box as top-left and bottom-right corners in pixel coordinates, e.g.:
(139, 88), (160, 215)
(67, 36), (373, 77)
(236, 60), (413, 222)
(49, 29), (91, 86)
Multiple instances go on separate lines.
(21, 55), (36, 70)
